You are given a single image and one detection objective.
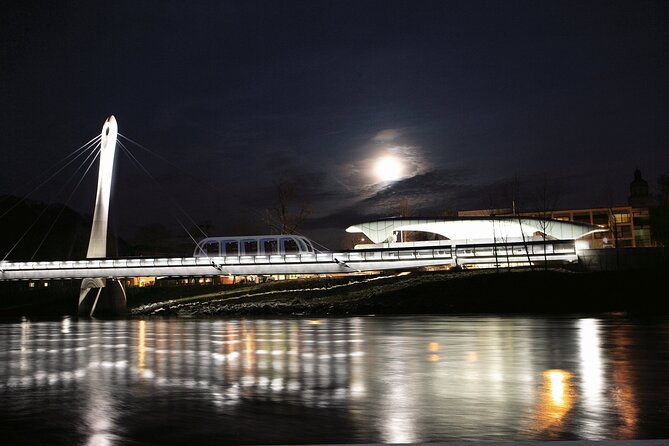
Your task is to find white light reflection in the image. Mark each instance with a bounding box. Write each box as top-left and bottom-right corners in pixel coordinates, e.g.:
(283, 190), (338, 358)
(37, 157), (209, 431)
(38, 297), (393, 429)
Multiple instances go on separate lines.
(61, 316), (71, 334)
(86, 432), (116, 446)
(19, 318), (31, 371)
(578, 318), (606, 438)
(379, 336), (417, 445)
(2, 318), (370, 438)
(83, 325), (120, 446)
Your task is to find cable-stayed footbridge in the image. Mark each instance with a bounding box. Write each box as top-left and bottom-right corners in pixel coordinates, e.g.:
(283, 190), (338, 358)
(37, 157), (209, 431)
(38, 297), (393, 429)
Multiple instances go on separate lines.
(0, 116), (593, 316)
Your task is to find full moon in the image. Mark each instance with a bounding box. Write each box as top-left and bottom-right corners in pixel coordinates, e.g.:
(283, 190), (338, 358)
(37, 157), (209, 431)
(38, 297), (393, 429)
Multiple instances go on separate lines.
(374, 156), (403, 182)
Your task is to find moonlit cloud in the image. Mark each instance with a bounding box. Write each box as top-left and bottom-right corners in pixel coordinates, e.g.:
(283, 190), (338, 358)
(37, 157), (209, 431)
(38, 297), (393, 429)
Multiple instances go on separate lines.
(372, 129), (402, 142)
(386, 145), (427, 178)
(309, 168), (473, 232)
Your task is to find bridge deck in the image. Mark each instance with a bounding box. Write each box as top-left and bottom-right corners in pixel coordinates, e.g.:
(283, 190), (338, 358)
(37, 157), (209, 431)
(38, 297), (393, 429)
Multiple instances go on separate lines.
(0, 241), (578, 281)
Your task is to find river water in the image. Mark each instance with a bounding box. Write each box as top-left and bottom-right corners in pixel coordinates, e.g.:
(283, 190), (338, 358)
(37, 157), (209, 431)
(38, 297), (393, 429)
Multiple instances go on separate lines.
(1, 315), (668, 445)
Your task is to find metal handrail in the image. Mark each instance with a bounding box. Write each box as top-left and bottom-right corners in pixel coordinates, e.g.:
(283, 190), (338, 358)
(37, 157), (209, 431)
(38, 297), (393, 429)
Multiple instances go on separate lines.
(0, 240), (576, 275)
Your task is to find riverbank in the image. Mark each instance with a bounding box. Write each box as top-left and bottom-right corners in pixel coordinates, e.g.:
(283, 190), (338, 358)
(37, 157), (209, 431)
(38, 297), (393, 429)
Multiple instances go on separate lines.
(2, 266), (666, 319)
(127, 266), (669, 318)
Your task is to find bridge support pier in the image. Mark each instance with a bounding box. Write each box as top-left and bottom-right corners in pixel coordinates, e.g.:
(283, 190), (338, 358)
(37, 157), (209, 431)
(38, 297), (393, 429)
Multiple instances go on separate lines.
(78, 278), (127, 317)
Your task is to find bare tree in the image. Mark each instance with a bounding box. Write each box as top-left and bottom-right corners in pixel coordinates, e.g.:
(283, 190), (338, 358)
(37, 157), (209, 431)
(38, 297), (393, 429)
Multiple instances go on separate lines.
(265, 179), (310, 234)
(533, 177), (561, 270)
(507, 176), (534, 271)
(398, 198), (415, 217)
(486, 191), (504, 271)
(607, 209), (620, 270)
(397, 198), (416, 242)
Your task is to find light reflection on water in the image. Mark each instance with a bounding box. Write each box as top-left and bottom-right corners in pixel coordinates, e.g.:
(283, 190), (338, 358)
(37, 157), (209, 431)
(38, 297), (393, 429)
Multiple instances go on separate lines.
(1, 315), (668, 445)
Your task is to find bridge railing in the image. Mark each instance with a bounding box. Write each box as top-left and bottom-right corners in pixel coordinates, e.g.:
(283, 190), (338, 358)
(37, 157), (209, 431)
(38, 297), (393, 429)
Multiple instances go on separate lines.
(0, 246), (455, 273)
(0, 240), (577, 278)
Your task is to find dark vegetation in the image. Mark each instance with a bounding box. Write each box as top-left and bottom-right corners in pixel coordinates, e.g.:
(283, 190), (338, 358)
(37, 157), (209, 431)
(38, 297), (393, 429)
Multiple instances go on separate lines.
(0, 195), (130, 260)
(5, 266), (666, 320)
(0, 195), (92, 260)
(0, 195), (193, 260)
(125, 267), (669, 319)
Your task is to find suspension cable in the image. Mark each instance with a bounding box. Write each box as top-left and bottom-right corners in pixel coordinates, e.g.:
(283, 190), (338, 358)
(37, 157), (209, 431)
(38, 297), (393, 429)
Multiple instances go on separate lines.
(29, 144), (102, 260)
(117, 141), (205, 248)
(119, 133), (224, 202)
(0, 134), (101, 221)
(117, 133), (330, 251)
(118, 139), (207, 239)
(2, 147), (101, 262)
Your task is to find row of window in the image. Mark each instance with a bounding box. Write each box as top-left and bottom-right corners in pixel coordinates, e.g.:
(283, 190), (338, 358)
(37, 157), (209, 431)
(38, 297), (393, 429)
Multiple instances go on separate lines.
(554, 211), (632, 225)
(195, 236), (315, 257)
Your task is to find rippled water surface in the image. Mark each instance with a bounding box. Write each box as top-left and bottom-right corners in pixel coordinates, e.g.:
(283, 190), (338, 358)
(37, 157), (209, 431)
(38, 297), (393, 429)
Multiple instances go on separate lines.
(1, 315), (668, 445)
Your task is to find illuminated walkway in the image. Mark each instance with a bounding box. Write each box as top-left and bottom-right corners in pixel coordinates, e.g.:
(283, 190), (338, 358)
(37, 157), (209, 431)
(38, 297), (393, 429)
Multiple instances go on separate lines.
(0, 239), (581, 281)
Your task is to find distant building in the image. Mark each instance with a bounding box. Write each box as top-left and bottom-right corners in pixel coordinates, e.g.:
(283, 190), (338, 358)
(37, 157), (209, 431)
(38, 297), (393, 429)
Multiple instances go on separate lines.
(628, 168), (656, 208)
(459, 170), (657, 249)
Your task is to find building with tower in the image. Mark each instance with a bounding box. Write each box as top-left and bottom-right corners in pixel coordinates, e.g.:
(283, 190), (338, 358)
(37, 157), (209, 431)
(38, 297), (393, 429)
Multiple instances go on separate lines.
(459, 170), (659, 249)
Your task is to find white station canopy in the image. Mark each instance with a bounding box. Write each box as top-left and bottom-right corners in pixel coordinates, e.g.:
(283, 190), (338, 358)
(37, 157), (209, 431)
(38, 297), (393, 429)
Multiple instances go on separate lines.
(346, 217), (606, 244)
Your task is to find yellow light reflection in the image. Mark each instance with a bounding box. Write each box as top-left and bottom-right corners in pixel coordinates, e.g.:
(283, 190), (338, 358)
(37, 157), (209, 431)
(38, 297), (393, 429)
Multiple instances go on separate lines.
(428, 342), (439, 352)
(548, 370), (566, 407)
(243, 324), (256, 368)
(307, 320), (322, 325)
(528, 369), (574, 437)
(429, 354), (440, 362)
(611, 326), (639, 438)
(138, 320), (146, 373)
(467, 351), (478, 362)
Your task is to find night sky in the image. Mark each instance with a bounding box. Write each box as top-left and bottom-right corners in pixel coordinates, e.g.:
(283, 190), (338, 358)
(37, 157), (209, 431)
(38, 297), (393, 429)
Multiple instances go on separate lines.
(1, 1), (668, 250)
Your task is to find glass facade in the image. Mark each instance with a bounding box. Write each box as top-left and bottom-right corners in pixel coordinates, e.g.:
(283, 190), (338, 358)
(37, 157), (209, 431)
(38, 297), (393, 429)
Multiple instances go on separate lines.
(459, 204), (656, 249)
(523, 206), (652, 249)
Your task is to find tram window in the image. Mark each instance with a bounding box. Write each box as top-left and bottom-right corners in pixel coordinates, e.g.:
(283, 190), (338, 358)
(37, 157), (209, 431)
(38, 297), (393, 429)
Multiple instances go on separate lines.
(205, 241), (220, 255)
(224, 241), (238, 256)
(282, 238), (300, 254)
(262, 239), (278, 255)
(242, 240), (258, 255)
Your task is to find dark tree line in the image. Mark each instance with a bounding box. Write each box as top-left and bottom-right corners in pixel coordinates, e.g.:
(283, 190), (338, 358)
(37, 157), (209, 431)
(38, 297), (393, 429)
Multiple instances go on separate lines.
(650, 172), (669, 246)
(0, 195), (138, 260)
(0, 195), (100, 260)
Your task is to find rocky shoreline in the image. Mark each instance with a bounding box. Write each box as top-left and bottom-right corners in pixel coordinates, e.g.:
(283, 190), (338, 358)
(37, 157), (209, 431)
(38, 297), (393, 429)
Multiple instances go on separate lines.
(2, 266), (666, 319)
(126, 266), (669, 318)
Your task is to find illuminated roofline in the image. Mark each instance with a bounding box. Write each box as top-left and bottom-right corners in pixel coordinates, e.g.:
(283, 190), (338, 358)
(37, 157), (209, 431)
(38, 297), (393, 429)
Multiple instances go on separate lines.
(346, 217), (606, 244)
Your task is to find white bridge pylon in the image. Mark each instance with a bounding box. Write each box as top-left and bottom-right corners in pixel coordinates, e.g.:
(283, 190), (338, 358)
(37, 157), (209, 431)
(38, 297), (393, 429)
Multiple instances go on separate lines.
(87, 115), (118, 258)
(78, 115), (127, 316)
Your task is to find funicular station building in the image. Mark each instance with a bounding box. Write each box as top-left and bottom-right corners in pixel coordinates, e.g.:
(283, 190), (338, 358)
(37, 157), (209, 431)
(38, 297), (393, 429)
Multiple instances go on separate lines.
(457, 170), (663, 270)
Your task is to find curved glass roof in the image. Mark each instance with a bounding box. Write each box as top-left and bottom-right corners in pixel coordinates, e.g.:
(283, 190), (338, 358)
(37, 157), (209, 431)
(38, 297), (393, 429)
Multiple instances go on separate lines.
(346, 217), (606, 244)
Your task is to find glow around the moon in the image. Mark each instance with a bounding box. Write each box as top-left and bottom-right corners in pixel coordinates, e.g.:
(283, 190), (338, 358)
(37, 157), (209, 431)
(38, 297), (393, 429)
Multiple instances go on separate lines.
(374, 155), (404, 182)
